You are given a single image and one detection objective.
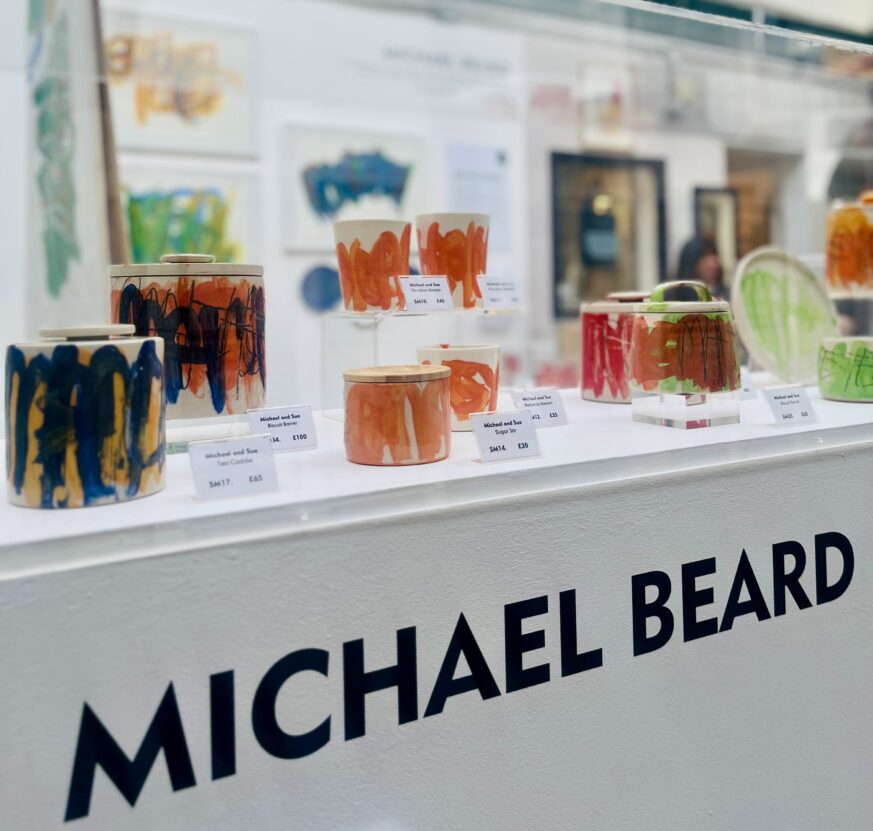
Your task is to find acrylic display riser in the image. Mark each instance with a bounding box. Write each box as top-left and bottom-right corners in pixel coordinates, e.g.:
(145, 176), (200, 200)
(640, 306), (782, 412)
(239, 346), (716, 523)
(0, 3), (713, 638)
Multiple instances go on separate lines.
(320, 307), (526, 418)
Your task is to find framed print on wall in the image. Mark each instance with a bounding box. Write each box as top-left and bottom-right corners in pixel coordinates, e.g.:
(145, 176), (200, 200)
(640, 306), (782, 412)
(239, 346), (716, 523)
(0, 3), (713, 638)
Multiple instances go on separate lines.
(281, 124), (427, 251)
(118, 159), (260, 263)
(102, 9), (257, 156)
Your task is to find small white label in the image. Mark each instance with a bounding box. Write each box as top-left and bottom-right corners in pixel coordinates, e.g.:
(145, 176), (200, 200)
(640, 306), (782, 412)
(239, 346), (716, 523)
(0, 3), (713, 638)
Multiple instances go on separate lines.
(477, 276), (522, 310)
(247, 405), (317, 452)
(399, 276), (454, 311)
(471, 410), (541, 463)
(762, 386), (818, 427)
(740, 370), (758, 401)
(189, 434), (278, 499)
(510, 388), (568, 427)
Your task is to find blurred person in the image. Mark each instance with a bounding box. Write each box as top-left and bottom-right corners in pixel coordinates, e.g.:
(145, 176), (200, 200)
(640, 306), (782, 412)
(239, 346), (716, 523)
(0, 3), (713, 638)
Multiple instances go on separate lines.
(675, 236), (729, 301)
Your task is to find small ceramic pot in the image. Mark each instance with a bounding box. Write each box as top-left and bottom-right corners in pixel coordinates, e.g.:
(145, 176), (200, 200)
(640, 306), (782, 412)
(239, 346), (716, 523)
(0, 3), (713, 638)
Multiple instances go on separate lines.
(343, 365), (451, 465)
(818, 337), (873, 402)
(580, 293), (648, 404)
(110, 253), (265, 419)
(417, 344), (500, 431)
(333, 220), (411, 313)
(826, 200), (871, 292)
(5, 325), (166, 509)
(629, 285), (741, 395)
(416, 213), (489, 309)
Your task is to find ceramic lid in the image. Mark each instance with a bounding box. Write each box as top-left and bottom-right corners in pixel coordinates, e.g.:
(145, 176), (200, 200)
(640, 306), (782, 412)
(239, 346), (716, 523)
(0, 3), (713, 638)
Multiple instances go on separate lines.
(38, 324), (136, 341)
(606, 291), (650, 302)
(635, 300), (730, 314)
(581, 301), (640, 314)
(344, 364), (451, 383)
(108, 253), (263, 278)
(650, 281), (713, 303)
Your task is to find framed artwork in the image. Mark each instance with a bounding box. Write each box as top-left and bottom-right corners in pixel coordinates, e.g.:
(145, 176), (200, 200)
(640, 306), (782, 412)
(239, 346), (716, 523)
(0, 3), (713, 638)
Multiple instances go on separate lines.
(119, 160), (259, 263)
(102, 9), (257, 156)
(577, 66), (635, 151)
(552, 153), (667, 319)
(26, 0), (123, 332)
(694, 187), (738, 275)
(281, 124), (426, 251)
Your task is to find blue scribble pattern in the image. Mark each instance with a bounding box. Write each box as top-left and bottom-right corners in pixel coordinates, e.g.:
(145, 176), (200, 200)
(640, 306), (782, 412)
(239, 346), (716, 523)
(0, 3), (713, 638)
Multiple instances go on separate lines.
(303, 151), (411, 218)
(5, 341), (166, 508)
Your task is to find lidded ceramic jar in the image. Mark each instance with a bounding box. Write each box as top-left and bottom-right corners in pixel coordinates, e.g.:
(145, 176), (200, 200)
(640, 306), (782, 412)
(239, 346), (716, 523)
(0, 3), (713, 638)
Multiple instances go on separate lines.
(109, 253), (265, 419)
(417, 344), (500, 431)
(416, 213), (489, 310)
(629, 281), (741, 395)
(5, 325), (166, 508)
(343, 365), (451, 465)
(818, 337), (873, 402)
(333, 220), (411, 313)
(580, 292), (648, 404)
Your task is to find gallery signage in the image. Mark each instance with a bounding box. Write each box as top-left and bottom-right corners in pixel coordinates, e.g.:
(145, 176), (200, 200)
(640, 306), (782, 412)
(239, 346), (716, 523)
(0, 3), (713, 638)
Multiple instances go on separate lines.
(63, 532), (855, 822)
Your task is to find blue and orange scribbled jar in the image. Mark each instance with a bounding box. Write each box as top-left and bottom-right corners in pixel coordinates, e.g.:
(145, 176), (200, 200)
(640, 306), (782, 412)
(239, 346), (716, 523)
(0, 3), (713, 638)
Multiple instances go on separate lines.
(5, 325), (166, 509)
(110, 253), (266, 419)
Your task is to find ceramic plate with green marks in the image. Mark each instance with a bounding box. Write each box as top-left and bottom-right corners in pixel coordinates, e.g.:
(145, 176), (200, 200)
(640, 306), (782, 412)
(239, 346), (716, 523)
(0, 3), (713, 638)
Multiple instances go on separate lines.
(733, 247), (838, 383)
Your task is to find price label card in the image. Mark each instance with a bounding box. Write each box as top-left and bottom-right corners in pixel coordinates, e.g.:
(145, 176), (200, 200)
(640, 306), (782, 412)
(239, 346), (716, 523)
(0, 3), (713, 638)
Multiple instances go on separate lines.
(247, 404), (317, 452)
(189, 434), (278, 499)
(476, 276), (522, 310)
(399, 276), (454, 311)
(471, 410), (541, 463)
(762, 386), (818, 427)
(510, 388), (568, 427)
(740, 370), (758, 401)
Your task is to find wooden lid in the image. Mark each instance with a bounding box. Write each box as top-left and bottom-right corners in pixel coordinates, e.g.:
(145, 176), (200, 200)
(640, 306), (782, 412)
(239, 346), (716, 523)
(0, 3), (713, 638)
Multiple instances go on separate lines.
(343, 364), (451, 383)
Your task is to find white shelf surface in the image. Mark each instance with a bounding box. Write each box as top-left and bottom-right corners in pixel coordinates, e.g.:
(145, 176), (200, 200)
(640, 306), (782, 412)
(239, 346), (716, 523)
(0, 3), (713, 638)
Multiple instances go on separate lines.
(2, 381), (873, 578)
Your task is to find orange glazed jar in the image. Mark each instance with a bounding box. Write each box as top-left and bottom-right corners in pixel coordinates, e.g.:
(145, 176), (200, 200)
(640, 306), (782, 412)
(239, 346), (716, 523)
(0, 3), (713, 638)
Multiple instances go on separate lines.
(343, 365), (451, 465)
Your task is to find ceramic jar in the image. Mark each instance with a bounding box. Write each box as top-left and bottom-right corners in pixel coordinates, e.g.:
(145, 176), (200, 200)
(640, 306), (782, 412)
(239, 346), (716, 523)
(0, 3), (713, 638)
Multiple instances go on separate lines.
(416, 213), (489, 309)
(343, 365), (451, 465)
(818, 337), (873, 402)
(417, 344), (500, 431)
(109, 253), (266, 419)
(580, 293), (647, 404)
(629, 282), (741, 395)
(826, 196), (873, 293)
(5, 325), (166, 509)
(333, 220), (411, 313)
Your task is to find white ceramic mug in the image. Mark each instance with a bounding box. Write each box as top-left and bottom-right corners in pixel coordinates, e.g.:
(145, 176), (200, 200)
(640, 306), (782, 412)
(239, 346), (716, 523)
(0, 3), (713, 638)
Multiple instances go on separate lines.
(333, 219), (411, 313)
(417, 344), (500, 431)
(415, 213), (489, 310)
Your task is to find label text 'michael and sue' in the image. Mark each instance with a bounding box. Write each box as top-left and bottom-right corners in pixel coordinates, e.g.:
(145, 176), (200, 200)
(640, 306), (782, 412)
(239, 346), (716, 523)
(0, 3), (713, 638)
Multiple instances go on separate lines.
(64, 532), (854, 822)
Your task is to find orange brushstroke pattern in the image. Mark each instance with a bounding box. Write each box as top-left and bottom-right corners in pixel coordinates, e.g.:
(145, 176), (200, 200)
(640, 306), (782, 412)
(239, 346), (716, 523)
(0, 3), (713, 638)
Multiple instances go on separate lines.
(629, 314), (740, 393)
(336, 226), (411, 312)
(112, 275), (266, 416)
(441, 359), (498, 421)
(826, 205), (870, 290)
(418, 221), (488, 309)
(344, 379), (450, 465)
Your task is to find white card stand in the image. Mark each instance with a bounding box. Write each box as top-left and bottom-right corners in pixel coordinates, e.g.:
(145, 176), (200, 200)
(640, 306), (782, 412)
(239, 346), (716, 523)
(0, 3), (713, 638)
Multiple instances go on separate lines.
(320, 308), (525, 419)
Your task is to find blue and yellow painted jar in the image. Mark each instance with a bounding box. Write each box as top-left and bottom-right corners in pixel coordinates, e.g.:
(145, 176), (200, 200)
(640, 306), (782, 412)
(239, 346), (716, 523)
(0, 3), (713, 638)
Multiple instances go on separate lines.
(5, 325), (166, 509)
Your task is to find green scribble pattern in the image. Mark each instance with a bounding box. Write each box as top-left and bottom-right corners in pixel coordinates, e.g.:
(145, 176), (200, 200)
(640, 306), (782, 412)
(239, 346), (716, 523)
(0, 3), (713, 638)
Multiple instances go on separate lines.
(740, 268), (836, 382)
(33, 11), (80, 297)
(127, 188), (240, 264)
(819, 341), (873, 402)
